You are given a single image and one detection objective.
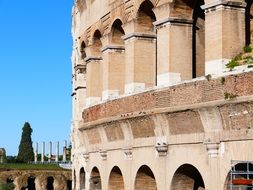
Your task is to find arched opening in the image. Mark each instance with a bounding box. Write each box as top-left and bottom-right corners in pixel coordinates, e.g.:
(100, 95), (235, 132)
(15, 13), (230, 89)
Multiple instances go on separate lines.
(28, 177), (36, 190)
(80, 41), (86, 59)
(224, 162), (253, 190)
(134, 165), (157, 190)
(112, 19), (125, 45)
(108, 166), (124, 190)
(92, 30), (102, 57)
(137, 0), (156, 32)
(80, 167), (85, 190)
(89, 167), (101, 190)
(6, 178), (14, 189)
(170, 164), (205, 190)
(67, 180), (72, 190)
(246, 0), (253, 45)
(47, 176), (54, 190)
(192, 0), (205, 78)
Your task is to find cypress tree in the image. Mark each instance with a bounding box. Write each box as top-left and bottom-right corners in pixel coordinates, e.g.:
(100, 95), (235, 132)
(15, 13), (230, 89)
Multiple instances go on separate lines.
(17, 122), (34, 162)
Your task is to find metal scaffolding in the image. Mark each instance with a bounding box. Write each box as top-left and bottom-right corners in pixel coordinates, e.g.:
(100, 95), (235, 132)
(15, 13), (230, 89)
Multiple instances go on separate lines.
(228, 160), (253, 190)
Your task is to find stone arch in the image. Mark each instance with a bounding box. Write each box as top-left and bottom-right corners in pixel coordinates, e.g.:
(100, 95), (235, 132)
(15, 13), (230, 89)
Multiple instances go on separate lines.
(91, 30), (103, 57)
(47, 176), (54, 190)
(136, 0), (156, 32)
(89, 167), (101, 190)
(246, 0), (253, 45)
(111, 19), (125, 45)
(223, 162), (253, 190)
(134, 165), (157, 190)
(27, 176), (36, 190)
(170, 164), (205, 190)
(80, 167), (86, 190)
(170, 0), (196, 19)
(108, 166), (124, 190)
(80, 41), (87, 59)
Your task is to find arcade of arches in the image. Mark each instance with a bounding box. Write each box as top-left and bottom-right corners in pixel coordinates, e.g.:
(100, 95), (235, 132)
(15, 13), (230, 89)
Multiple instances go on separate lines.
(0, 170), (71, 190)
(71, 0), (253, 107)
(71, 0), (253, 190)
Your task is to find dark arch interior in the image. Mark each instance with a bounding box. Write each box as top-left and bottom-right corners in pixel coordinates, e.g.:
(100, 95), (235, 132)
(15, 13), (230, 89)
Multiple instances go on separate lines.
(246, 0), (253, 45)
(171, 164), (205, 190)
(28, 177), (36, 190)
(135, 165), (157, 190)
(138, 0), (156, 21)
(108, 166), (124, 190)
(80, 41), (86, 59)
(47, 176), (54, 190)
(192, 0), (205, 78)
(90, 167), (101, 190)
(67, 180), (72, 190)
(137, 0), (156, 32)
(80, 167), (85, 189)
(6, 178), (13, 184)
(112, 19), (125, 44)
(93, 30), (102, 56)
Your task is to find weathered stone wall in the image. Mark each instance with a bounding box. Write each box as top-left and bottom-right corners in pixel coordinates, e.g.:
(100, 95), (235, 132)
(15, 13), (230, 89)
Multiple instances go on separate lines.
(82, 71), (253, 124)
(0, 169), (71, 190)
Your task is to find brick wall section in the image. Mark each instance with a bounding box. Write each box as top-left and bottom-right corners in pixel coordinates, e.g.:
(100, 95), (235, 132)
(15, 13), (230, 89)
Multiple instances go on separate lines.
(129, 116), (155, 138)
(167, 111), (204, 135)
(82, 72), (253, 124)
(219, 102), (253, 130)
(104, 122), (124, 141)
(85, 128), (101, 144)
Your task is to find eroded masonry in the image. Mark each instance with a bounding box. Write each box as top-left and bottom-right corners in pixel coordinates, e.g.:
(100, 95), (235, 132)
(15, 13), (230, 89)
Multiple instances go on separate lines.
(71, 0), (253, 189)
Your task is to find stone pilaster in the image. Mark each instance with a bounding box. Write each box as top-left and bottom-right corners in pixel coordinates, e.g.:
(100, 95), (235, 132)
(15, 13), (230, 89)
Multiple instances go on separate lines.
(154, 18), (193, 86)
(85, 56), (102, 106)
(74, 60), (86, 120)
(202, 0), (246, 75)
(122, 20), (156, 94)
(101, 34), (125, 100)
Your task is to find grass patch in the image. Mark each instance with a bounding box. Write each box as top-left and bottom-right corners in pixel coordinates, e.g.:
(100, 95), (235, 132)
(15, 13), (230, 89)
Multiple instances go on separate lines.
(244, 45), (252, 53)
(0, 163), (65, 170)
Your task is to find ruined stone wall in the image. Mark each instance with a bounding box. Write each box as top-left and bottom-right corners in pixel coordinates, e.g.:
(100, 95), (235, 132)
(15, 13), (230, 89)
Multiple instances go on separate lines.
(0, 169), (71, 190)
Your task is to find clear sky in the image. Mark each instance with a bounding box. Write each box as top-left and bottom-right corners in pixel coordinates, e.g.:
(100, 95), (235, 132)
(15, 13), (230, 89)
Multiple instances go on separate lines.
(0, 0), (74, 156)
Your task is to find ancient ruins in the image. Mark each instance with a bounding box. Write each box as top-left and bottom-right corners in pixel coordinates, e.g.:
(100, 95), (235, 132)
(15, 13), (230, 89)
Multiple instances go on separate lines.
(71, 0), (253, 189)
(0, 169), (71, 190)
(0, 148), (6, 164)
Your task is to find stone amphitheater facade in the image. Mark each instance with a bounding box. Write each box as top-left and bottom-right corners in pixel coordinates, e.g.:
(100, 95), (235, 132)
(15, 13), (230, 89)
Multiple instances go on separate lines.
(71, 0), (253, 189)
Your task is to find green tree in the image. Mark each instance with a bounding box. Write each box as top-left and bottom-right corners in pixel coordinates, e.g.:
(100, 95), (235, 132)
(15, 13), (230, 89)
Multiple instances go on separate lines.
(16, 122), (34, 162)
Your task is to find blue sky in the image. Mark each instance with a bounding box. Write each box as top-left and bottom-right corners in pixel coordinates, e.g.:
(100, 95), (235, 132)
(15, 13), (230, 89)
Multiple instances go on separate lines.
(0, 0), (74, 155)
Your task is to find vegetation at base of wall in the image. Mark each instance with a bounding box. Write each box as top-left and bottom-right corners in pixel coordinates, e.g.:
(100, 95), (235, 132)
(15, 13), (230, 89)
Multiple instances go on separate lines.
(0, 182), (14, 190)
(17, 122), (34, 163)
(205, 74), (212, 81)
(243, 45), (252, 53)
(224, 92), (238, 100)
(0, 163), (65, 170)
(220, 77), (225, 85)
(226, 59), (239, 70)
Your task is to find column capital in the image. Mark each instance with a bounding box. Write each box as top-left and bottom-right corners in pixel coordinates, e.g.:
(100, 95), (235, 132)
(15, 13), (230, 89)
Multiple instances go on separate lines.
(122, 32), (156, 41)
(153, 17), (193, 29)
(84, 56), (102, 63)
(101, 45), (125, 52)
(201, 0), (246, 11)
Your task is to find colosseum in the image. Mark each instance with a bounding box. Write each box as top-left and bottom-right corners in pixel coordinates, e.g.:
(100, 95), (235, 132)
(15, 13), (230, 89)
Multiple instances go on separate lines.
(71, 0), (253, 189)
